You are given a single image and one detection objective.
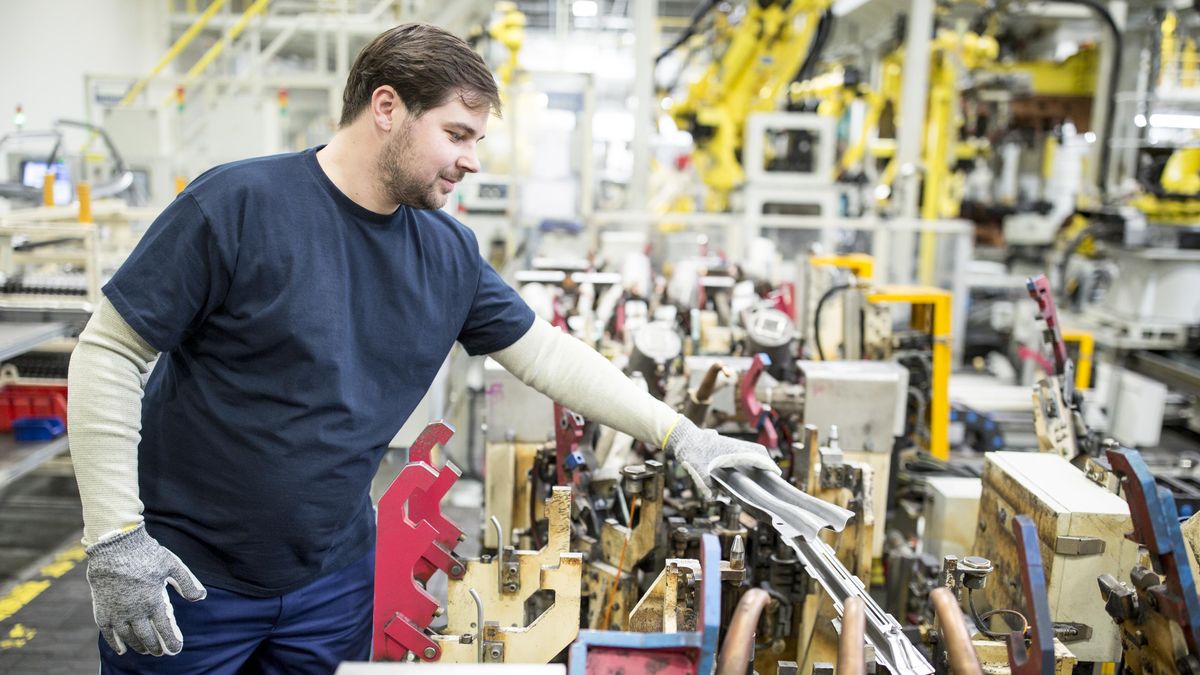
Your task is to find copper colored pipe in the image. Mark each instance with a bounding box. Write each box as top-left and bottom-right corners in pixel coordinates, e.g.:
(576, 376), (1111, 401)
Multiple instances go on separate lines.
(697, 362), (727, 401)
(931, 587), (983, 675)
(686, 362), (730, 424)
(715, 588), (771, 675)
(838, 596), (866, 675)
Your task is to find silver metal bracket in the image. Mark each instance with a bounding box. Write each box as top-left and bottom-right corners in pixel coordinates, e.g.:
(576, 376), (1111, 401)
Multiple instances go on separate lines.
(1055, 535), (1106, 556)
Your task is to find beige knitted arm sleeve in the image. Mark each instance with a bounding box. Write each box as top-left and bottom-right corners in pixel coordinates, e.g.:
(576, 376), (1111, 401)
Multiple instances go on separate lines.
(68, 295), (158, 546)
(489, 318), (681, 448)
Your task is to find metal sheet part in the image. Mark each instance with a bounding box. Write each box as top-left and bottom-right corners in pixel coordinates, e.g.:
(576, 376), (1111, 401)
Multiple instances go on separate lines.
(712, 468), (852, 540)
(712, 468), (933, 675)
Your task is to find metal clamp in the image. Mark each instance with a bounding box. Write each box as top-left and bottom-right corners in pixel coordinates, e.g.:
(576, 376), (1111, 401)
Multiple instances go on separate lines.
(739, 353), (780, 449)
(1105, 447), (1200, 655)
(554, 402), (586, 484)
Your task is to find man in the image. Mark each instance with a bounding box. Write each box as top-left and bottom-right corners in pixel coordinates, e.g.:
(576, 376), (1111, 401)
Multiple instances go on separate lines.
(69, 22), (775, 673)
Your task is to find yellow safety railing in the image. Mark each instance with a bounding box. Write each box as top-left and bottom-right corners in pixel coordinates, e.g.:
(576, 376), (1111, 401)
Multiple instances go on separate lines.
(161, 0), (273, 107)
(120, 0), (228, 107)
(866, 285), (953, 460)
(809, 253), (875, 281)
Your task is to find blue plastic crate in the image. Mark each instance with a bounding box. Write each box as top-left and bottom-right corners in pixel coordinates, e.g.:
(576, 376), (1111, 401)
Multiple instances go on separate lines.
(12, 416), (65, 442)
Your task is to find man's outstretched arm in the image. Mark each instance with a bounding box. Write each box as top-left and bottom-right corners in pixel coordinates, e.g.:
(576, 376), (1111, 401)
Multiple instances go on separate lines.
(489, 318), (779, 498)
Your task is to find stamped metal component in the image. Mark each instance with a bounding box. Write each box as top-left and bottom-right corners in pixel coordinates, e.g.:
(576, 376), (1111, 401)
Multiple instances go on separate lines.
(713, 467), (934, 675)
(713, 467), (852, 541)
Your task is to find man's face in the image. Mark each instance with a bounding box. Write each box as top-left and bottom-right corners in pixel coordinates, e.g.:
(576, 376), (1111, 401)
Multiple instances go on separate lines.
(377, 93), (488, 210)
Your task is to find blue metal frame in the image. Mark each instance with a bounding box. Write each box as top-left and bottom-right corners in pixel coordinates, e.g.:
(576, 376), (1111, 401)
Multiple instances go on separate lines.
(1009, 515), (1054, 675)
(568, 533), (721, 675)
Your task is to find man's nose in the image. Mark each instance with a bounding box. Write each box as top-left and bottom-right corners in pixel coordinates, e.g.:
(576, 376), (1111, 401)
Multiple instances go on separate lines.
(458, 146), (481, 174)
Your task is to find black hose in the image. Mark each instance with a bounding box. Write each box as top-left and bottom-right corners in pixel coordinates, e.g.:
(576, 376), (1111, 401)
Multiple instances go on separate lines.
(655, 0), (722, 65)
(813, 283), (852, 361)
(968, 588), (1029, 640)
(970, 4), (997, 36)
(794, 9), (835, 84)
(1052, 0), (1122, 200)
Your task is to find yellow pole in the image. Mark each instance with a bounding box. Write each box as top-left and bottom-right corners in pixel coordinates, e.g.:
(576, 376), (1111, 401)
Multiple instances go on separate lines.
(77, 182), (93, 222)
(121, 0), (228, 107)
(1184, 39), (1198, 89)
(1162, 11), (1178, 88)
(1062, 329), (1094, 390)
(163, 0), (272, 106)
(1041, 134), (1057, 180)
(918, 81), (950, 286)
(930, 293), (951, 460)
(175, 176), (188, 194)
(42, 172), (55, 207)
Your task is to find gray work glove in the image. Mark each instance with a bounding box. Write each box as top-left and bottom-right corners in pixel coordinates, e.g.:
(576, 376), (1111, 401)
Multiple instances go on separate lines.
(85, 524), (206, 657)
(665, 416), (780, 500)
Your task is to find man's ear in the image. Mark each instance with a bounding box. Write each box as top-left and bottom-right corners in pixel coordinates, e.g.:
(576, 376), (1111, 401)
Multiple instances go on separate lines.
(370, 85), (406, 132)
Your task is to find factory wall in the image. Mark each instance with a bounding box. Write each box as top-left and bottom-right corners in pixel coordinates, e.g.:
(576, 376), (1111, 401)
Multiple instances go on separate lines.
(0, 1), (167, 132)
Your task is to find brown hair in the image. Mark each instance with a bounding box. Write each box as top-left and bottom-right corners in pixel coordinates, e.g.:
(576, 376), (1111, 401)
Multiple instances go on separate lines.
(339, 23), (501, 127)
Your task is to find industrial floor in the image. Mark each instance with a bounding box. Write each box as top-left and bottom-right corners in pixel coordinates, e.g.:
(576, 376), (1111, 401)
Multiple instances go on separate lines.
(0, 454), (92, 675)
(0, 449), (485, 674)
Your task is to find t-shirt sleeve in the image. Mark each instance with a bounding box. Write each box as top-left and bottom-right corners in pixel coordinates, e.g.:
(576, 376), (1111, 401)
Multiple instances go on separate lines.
(102, 193), (237, 353)
(457, 258), (535, 356)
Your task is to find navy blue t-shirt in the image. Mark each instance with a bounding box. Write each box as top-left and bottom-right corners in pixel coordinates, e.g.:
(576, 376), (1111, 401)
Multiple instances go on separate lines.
(103, 147), (534, 597)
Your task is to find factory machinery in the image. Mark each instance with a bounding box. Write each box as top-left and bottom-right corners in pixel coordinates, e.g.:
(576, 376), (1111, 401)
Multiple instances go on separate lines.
(343, 228), (1200, 675)
(2, 2), (1199, 673)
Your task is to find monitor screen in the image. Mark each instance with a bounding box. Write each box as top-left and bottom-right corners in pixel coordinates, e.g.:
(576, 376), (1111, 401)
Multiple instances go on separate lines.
(19, 160), (73, 205)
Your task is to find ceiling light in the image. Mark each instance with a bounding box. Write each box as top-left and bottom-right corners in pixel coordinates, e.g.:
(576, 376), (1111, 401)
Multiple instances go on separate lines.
(1150, 113), (1200, 129)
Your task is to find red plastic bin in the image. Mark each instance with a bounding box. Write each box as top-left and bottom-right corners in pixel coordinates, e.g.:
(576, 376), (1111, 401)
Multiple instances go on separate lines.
(0, 385), (67, 433)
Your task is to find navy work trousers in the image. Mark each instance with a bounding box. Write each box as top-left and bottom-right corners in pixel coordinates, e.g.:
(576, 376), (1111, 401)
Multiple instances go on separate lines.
(98, 550), (373, 674)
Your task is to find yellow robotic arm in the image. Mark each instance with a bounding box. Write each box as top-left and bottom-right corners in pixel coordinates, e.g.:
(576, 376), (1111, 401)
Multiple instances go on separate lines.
(668, 0), (833, 211)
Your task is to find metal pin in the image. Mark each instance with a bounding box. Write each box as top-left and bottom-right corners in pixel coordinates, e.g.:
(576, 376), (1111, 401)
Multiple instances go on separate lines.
(731, 534), (745, 570)
(490, 515), (504, 592)
(469, 588), (484, 663)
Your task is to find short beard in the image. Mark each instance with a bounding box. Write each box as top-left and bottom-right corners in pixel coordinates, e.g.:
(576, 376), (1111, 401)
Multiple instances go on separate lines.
(377, 121), (443, 210)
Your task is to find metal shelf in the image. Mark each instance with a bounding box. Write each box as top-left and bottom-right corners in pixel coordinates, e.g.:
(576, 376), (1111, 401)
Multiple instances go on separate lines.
(0, 433), (69, 490)
(0, 321), (73, 490)
(0, 322), (70, 363)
